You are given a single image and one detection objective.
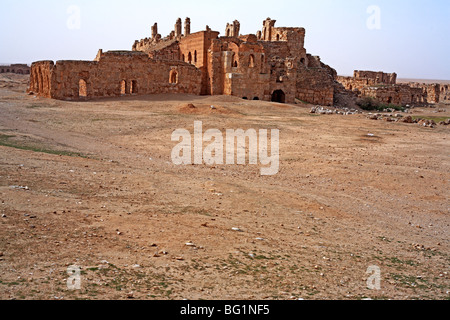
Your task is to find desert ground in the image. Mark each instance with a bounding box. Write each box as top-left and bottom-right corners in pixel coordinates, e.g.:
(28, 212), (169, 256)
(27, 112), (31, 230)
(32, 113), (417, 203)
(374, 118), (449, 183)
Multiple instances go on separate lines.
(0, 74), (448, 300)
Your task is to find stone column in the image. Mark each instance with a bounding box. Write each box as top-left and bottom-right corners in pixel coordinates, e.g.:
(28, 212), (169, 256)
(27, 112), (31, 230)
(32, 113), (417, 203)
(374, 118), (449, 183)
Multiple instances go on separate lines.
(151, 23), (158, 39)
(175, 18), (182, 38)
(184, 18), (191, 36)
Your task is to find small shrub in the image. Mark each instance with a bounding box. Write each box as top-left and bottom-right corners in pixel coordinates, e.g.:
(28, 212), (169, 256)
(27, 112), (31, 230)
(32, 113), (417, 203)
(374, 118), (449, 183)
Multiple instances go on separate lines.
(357, 97), (405, 112)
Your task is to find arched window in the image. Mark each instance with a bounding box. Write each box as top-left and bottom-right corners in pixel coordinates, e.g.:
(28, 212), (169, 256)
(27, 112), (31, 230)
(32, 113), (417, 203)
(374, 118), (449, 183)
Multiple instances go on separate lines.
(188, 52), (192, 64)
(169, 70), (178, 84)
(130, 80), (138, 94)
(120, 80), (127, 95)
(249, 54), (255, 68)
(232, 53), (238, 68)
(300, 58), (305, 65)
(79, 79), (87, 98)
(276, 34), (280, 41)
(194, 50), (197, 63)
(181, 54), (185, 62)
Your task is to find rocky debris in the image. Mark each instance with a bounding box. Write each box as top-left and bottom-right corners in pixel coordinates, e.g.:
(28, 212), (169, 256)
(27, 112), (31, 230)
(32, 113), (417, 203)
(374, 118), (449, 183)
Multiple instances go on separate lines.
(10, 185), (29, 191)
(367, 114), (380, 120)
(366, 113), (448, 128)
(399, 116), (414, 123)
(417, 119), (437, 128)
(310, 106), (361, 115)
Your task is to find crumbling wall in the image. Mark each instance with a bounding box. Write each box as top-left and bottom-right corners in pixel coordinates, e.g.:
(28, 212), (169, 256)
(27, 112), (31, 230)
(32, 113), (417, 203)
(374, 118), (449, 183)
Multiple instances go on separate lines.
(0, 64), (31, 75)
(29, 61), (54, 98)
(29, 51), (201, 100)
(354, 70), (397, 85)
(361, 85), (424, 106)
(296, 67), (335, 106)
(31, 17), (342, 106)
(336, 70), (439, 106)
(440, 84), (449, 101)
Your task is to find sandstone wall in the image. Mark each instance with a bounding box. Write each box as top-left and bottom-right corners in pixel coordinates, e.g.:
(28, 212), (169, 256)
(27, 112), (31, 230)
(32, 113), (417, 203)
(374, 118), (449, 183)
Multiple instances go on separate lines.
(440, 84), (449, 101)
(354, 70), (397, 85)
(29, 51), (201, 100)
(0, 64), (30, 75)
(361, 85), (424, 106)
(296, 67), (335, 106)
(31, 17), (341, 106)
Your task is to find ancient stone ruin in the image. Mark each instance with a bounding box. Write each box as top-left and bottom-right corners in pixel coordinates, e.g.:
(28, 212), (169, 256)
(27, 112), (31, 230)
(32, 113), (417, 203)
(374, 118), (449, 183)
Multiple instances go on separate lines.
(28, 18), (337, 105)
(27, 17), (448, 107)
(337, 71), (442, 106)
(0, 64), (30, 75)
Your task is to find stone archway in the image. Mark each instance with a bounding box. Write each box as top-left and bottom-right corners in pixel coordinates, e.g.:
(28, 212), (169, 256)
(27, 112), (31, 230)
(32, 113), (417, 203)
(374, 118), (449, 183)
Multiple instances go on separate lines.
(79, 79), (87, 98)
(271, 90), (285, 103)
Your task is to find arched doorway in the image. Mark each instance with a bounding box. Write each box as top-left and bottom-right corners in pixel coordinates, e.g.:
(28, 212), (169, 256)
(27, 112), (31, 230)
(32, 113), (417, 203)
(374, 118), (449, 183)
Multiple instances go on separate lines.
(79, 79), (87, 98)
(249, 54), (255, 68)
(120, 80), (127, 95)
(130, 80), (138, 94)
(271, 90), (285, 103)
(169, 70), (178, 84)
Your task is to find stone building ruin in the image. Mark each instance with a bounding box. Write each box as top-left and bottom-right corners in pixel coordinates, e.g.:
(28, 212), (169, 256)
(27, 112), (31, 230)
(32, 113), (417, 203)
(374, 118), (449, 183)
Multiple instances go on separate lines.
(27, 17), (447, 107)
(1, 64), (30, 75)
(28, 18), (337, 105)
(337, 71), (442, 106)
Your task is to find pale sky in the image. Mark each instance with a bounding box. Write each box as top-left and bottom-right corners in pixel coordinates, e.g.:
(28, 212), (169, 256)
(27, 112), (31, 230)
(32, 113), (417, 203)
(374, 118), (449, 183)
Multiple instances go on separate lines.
(1, 0), (449, 79)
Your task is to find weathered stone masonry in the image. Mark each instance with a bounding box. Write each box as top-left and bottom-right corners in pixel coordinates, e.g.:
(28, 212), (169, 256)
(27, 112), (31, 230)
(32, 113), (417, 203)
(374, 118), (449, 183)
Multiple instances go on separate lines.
(30, 18), (337, 105)
(0, 64), (30, 75)
(337, 71), (442, 106)
(29, 51), (201, 100)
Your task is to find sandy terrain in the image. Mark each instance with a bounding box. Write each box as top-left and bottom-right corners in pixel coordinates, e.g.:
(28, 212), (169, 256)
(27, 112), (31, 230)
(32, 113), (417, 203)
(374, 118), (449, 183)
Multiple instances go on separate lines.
(0, 75), (448, 300)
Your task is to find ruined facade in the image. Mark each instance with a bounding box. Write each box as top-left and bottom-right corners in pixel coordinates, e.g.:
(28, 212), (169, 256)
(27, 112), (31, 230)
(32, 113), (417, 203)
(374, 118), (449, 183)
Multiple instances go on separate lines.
(337, 71), (441, 106)
(440, 84), (449, 102)
(29, 51), (201, 100)
(0, 64), (30, 75)
(29, 18), (337, 105)
(131, 17), (337, 105)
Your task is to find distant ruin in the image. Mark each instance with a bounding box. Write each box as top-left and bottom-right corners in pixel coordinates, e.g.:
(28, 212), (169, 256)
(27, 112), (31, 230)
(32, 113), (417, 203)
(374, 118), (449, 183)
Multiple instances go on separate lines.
(1, 64), (30, 75)
(337, 71), (443, 105)
(27, 17), (447, 106)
